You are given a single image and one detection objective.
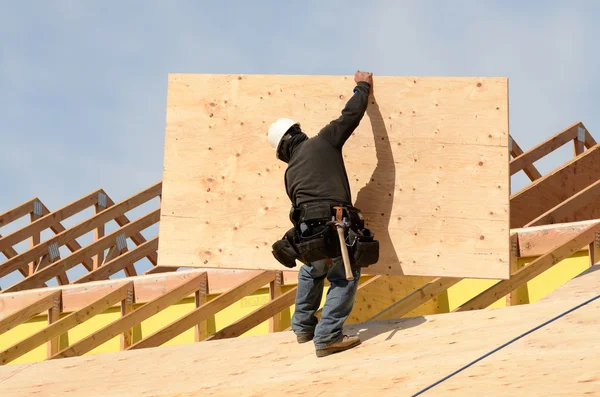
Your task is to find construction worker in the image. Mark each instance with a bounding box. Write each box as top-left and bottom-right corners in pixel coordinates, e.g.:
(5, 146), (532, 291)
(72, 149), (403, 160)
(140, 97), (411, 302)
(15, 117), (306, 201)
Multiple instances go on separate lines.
(268, 70), (373, 357)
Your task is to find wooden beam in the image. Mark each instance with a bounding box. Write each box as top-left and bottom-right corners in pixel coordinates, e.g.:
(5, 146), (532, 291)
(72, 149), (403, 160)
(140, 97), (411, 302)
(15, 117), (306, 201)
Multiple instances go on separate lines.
(120, 288), (134, 350)
(510, 122), (581, 175)
(93, 201), (106, 270)
(0, 233), (31, 278)
(526, 179), (600, 227)
(38, 201), (95, 272)
(0, 290), (61, 335)
(0, 283), (132, 365)
(454, 221), (600, 312)
(46, 294), (61, 358)
(0, 198), (36, 228)
(591, 232), (600, 267)
(28, 212), (41, 276)
(2, 209), (160, 293)
(515, 219), (600, 257)
(102, 245), (122, 266)
(50, 272), (206, 359)
(0, 182), (161, 280)
(194, 273), (209, 342)
(269, 271), (284, 332)
(72, 238), (158, 284)
(509, 136), (542, 181)
(0, 270), (206, 314)
(0, 190), (101, 253)
(368, 277), (461, 321)
(584, 128), (597, 148)
(510, 144), (600, 228)
(506, 233), (522, 306)
(208, 286), (297, 340)
(105, 193), (159, 267)
(574, 138), (585, 156)
(142, 266), (177, 275)
(126, 271), (276, 350)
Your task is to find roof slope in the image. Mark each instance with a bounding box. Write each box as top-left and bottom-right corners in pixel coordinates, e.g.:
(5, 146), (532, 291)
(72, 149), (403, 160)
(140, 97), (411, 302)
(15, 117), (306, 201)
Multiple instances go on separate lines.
(0, 267), (598, 396)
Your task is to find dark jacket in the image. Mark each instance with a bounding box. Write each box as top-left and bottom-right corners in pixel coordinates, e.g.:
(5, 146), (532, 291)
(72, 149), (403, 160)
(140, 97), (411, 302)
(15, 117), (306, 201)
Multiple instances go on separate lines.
(283, 81), (371, 207)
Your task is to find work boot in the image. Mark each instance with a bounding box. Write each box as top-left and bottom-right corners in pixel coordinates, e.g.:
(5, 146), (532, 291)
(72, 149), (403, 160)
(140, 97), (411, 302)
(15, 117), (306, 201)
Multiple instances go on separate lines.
(315, 335), (361, 358)
(296, 333), (314, 344)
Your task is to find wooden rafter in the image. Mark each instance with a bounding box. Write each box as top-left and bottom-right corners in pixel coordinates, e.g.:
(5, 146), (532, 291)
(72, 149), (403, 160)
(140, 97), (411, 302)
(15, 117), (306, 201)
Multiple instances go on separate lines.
(51, 272), (207, 359)
(0, 290), (61, 335)
(0, 190), (100, 254)
(509, 136), (542, 181)
(368, 277), (461, 322)
(511, 145), (600, 228)
(207, 286), (297, 340)
(510, 121), (593, 176)
(0, 271), (206, 314)
(514, 219), (600, 257)
(525, 179), (600, 227)
(0, 182), (161, 283)
(72, 237), (158, 284)
(454, 221), (600, 312)
(104, 193), (159, 267)
(2, 209), (160, 293)
(0, 234), (29, 278)
(0, 283), (133, 365)
(0, 198), (38, 228)
(127, 271), (276, 350)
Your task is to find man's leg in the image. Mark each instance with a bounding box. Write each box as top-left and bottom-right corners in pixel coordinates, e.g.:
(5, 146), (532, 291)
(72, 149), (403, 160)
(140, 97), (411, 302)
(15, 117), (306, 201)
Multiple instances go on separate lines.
(313, 257), (361, 356)
(291, 260), (329, 342)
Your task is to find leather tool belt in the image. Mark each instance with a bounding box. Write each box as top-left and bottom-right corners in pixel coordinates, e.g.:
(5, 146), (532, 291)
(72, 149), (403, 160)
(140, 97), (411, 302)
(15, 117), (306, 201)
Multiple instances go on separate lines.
(271, 201), (379, 269)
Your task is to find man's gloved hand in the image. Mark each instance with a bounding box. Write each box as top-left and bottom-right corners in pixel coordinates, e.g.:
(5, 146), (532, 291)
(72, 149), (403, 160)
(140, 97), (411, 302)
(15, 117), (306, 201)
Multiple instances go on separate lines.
(354, 70), (373, 86)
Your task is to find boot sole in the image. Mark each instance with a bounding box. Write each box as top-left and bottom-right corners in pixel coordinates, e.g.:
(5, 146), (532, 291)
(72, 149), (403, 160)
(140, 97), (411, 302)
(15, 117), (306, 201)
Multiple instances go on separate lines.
(315, 339), (361, 358)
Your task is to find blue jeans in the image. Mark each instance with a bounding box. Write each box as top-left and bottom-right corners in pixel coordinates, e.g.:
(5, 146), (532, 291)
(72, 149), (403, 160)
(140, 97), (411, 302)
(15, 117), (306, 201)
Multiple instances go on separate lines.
(291, 257), (361, 349)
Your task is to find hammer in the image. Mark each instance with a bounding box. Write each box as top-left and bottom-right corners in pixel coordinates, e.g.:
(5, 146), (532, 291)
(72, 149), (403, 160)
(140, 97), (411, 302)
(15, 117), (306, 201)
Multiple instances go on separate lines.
(332, 206), (354, 281)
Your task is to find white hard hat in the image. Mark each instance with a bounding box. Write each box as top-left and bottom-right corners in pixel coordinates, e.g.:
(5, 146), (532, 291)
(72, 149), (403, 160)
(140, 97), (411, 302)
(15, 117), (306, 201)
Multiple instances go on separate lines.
(268, 118), (298, 157)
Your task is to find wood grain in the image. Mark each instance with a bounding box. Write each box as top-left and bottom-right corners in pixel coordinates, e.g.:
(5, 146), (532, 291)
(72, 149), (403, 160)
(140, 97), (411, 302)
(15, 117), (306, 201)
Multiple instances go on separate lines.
(455, 221), (600, 311)
(159, 74), (510, 279)
(509, 121), (580, 175)
(510, 145), (600, 228)
(0, 283), (132, 365)
(0, 271), (596, 396)
(515, 219), (600, 257)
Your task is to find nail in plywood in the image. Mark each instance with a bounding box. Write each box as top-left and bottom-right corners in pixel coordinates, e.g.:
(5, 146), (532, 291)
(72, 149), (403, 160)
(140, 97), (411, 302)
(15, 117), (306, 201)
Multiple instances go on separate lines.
(159, 74), (510, 279)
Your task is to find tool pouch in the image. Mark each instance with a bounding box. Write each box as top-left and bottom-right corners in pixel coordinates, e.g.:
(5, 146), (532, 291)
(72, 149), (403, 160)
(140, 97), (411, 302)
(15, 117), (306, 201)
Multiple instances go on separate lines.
(295, 224), (340, 264)
(271, 228), (300, 268)
(347, 228), (379, 267)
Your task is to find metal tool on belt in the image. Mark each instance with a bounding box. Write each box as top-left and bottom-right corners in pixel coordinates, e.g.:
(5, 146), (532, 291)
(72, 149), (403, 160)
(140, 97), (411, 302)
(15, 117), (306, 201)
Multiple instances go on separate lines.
(331, 206), (354, 280)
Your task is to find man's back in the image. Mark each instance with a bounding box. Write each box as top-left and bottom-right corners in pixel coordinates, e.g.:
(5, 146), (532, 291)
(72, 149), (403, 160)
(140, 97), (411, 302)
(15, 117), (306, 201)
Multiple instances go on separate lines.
(285, 135), (352, 206)
(284, 80), (371, 207)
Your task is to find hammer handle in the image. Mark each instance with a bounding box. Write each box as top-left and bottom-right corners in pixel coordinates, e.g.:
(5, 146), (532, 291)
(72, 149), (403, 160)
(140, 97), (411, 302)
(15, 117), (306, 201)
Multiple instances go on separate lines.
(336, 227), (354, 281)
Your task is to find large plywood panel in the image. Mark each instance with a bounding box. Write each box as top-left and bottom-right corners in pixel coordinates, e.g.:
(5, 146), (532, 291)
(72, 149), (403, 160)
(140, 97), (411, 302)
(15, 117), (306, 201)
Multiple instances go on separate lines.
(159, 74), (510, 279)
(2, 295), (598, 396)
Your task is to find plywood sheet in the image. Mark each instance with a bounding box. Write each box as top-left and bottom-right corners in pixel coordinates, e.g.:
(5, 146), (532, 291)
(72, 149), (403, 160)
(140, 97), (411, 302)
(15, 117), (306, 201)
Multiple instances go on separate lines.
(159, 74), (510, 279)
(1, 294), (597, 396)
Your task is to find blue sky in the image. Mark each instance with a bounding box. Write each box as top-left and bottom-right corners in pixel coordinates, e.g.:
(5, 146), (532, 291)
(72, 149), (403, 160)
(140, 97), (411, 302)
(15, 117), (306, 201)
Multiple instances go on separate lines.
(1, 1), (600, 287)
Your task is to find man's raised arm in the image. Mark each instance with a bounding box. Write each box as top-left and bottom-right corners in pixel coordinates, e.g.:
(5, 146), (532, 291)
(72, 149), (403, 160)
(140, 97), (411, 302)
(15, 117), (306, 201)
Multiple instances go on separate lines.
(318, 71), (373, 149)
